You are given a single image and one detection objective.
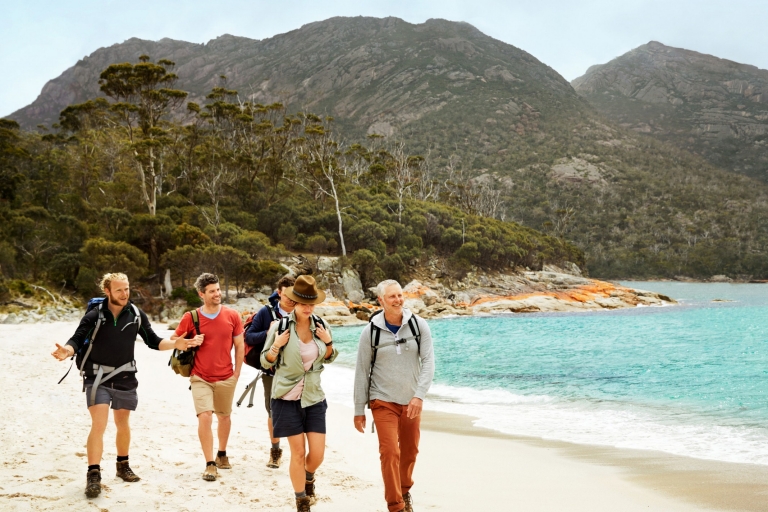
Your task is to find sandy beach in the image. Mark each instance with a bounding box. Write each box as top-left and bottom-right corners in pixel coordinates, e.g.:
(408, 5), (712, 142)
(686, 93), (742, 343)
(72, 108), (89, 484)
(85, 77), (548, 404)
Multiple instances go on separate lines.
(3, 321), (767, 511)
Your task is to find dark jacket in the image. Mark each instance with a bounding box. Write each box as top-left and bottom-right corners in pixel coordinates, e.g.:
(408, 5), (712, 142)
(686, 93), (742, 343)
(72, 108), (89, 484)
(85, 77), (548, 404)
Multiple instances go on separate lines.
(66, 301), (163, 390)
(245, 291), (282, 374)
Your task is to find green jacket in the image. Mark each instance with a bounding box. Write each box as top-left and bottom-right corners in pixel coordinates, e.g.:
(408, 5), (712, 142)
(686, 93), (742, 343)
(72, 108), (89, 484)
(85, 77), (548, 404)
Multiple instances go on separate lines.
(260, 311), (338, 408)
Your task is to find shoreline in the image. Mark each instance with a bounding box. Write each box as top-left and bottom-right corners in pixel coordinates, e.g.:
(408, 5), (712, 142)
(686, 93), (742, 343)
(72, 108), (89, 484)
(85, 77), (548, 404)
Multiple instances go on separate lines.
(417, 408), (768, 512)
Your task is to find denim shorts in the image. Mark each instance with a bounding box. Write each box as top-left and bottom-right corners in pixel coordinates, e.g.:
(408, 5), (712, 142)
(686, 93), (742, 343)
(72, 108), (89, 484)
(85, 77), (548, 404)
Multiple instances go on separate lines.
(84, 383), (138, 410)
(271, 398), (327, 438)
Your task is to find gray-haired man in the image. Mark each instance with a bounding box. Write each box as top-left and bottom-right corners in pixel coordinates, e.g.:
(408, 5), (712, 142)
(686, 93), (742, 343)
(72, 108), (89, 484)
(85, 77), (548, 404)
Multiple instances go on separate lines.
(353, 280), (435, 512)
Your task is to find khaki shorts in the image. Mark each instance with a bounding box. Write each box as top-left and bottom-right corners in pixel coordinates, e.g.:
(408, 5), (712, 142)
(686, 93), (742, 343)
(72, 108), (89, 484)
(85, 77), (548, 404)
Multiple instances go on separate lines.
(190, 374), (237, 416)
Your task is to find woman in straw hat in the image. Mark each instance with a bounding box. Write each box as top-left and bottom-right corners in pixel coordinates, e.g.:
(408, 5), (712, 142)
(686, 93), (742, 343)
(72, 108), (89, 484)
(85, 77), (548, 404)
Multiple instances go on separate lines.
(261, 274), (338, 512)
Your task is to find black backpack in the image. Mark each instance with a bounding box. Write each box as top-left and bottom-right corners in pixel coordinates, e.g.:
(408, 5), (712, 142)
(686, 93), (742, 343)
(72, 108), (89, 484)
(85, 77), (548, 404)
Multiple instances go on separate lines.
(58, 298), (142, 384)
(271, 314), (325, 370)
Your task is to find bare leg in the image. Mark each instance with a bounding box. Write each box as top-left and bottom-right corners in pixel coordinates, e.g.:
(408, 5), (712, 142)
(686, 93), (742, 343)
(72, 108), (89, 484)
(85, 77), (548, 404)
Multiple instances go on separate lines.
(113, 409), (131, 457)
(268, 417), (278, 444)
(286, 434), (307, 493)
(305, 432), (326, 473)
(216, 413), (231, 452)
(87, 405), (110, 466)
(197, 411), (214, 461)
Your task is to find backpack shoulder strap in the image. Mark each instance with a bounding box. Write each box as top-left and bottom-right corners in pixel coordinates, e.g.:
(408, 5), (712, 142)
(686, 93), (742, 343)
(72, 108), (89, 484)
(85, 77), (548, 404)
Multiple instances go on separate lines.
(270, 306), (278, 322)
(407, 314), (421, 354)
(78, 301), (106, 374)
(190, 309), (201, 335)
(130, 303), (142, 330)
(278, 316), (290, 334)
(369, 310), (383, 366)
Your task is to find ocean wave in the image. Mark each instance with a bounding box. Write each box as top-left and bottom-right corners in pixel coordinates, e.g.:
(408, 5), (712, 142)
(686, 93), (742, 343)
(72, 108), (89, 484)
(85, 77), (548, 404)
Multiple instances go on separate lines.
(322, 366), (768, 466)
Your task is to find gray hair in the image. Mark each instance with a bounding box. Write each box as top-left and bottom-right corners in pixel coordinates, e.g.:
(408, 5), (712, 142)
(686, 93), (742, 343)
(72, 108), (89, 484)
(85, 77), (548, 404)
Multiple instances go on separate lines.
(375, 279), (401, 298)
(194, 272), (219, 293)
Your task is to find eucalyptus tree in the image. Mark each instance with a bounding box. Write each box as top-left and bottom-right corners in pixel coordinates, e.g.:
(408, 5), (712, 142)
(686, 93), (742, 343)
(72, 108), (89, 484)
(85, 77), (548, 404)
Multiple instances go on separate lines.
(98, 55), (188, 216)
(290, 113), (349, 256)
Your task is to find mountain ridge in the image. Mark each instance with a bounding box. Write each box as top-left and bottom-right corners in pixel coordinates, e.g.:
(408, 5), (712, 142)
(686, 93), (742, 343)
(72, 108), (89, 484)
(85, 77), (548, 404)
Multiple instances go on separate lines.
(572, 41), (768, 181)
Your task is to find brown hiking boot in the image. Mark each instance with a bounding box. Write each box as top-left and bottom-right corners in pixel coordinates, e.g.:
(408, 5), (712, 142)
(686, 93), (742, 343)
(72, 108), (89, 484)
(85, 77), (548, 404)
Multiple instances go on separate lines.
(305, 477), (316, 504)
(116, 460), (141, 482)
(85, 468), (101, 498)
(296, 495), (311, 512)
(202, 464), (218, 481)
(403, 491), (414, 512)
(215, 455), (231, 469)
(267, 447), (282, 468)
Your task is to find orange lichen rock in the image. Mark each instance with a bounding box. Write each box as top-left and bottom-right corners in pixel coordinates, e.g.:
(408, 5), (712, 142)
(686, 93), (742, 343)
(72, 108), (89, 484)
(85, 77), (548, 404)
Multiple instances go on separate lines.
(470, 279), (634, 307)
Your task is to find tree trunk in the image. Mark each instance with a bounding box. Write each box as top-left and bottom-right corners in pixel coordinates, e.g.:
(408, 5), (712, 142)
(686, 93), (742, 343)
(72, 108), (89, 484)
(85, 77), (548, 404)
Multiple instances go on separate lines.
(330, 178), (346, 256)
(163, 268), (172, 298)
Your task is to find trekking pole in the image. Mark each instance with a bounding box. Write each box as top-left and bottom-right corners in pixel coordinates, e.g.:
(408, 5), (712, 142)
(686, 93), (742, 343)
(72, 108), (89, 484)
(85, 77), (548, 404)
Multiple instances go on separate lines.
(236, 373), (262, 408)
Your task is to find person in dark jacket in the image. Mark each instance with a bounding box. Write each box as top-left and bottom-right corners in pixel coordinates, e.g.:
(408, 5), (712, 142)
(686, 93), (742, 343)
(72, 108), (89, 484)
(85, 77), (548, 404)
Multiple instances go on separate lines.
(51, 273), (196, 499)
(245, 275), (295, 468)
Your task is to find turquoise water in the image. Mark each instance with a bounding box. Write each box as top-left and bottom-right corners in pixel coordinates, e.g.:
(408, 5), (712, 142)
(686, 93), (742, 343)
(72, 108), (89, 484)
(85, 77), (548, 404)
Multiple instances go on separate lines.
(329, 283), (768, 465)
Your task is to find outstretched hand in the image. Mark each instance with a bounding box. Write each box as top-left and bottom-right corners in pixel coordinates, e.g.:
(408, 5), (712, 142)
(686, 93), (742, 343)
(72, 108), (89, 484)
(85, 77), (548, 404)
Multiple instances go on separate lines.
(51, 343), (73, 361)
(174, 331), (204, 351)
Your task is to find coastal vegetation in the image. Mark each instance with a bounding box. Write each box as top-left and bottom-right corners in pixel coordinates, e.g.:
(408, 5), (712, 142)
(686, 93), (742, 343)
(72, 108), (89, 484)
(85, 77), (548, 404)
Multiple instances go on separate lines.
(0, 56), (580, 298)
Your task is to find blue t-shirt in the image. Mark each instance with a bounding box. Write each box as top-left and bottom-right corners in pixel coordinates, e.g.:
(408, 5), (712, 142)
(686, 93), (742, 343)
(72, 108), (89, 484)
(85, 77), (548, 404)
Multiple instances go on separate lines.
(384, 319), (401, 335)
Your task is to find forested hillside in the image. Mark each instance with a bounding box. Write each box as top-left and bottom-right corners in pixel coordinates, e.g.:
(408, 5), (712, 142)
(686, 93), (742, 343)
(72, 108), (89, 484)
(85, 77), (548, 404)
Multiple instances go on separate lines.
(0, 57), (580, 298)
(7, 17), (768, 279)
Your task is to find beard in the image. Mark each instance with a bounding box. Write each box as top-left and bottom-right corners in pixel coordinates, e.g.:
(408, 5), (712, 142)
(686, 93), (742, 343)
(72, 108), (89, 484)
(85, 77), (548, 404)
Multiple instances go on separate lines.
(108, 295), (127, 307)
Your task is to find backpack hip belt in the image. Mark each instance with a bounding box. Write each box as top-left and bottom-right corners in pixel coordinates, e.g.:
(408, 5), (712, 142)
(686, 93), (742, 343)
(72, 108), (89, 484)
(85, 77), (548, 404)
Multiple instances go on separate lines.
(89, 361), (138, 404)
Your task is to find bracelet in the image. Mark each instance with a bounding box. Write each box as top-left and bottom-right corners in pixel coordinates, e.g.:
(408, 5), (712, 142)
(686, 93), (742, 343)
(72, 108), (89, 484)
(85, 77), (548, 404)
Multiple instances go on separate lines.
(324, 341), (333, 346)
(270, 345), (280, 353)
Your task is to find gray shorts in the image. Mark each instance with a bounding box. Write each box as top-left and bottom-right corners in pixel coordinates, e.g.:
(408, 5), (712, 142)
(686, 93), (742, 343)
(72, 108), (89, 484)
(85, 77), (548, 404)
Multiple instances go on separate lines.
(85, 384), (138, 410)
(262, 374), (274, 417)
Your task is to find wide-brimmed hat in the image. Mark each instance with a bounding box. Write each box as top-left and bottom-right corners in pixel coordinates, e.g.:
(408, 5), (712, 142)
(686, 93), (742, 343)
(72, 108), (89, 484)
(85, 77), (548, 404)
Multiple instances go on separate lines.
(284, 275), (326, 305)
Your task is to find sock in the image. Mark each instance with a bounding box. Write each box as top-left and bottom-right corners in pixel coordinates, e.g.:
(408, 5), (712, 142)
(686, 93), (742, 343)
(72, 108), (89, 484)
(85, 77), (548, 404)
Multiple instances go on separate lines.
(217, 450), (226, 458)
(295, 491), (307, 499)
(306, 470), (315, 481)
(117, 455), (129, 463)
(87, 464), (100, 472)
(271, 442), (280, 450)
(206, 461), (216, 467)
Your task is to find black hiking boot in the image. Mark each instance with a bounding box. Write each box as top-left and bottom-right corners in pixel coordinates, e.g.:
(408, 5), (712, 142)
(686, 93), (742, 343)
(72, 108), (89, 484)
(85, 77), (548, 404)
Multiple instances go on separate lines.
(116, 460), (141, 482)
(296, 495), (311, 512)
(403, 491), (414, 512)
(305, 477), (316, 504)
(85, 468), (102, 498)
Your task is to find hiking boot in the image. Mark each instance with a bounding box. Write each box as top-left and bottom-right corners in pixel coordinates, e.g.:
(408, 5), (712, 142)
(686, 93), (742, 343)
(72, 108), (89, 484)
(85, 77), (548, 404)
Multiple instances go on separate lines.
(403, 491), (414, 512)
(296, 495), (311, 512)
(85, 468), (102, 498)
(215, 455), (231, 469)
(267, 447), (282, 468)
(116, 460), (141, 482)
(305, 477), (316, 504)
(202, 464), (218, 481)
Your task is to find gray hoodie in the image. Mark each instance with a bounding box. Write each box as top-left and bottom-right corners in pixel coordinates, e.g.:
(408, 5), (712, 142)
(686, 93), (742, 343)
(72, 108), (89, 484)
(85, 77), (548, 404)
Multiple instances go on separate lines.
(353, 308), (435, 416)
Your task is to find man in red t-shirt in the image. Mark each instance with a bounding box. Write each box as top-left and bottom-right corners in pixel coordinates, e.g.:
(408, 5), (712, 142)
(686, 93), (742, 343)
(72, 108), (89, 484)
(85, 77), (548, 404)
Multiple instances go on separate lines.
(172, 273), (244, 482)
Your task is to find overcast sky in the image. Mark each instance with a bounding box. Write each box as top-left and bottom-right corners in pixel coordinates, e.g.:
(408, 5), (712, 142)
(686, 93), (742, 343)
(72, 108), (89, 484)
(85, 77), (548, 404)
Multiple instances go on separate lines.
(3, 0), (767, 117)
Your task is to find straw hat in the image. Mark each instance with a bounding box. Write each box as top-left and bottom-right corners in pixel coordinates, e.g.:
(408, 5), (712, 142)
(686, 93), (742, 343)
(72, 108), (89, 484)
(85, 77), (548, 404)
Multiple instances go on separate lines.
(284, 275), (326, 305)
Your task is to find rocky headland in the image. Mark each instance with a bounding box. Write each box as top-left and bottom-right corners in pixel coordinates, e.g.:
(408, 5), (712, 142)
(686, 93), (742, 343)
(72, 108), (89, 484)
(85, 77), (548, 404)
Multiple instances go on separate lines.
(0, 256), (674, 327)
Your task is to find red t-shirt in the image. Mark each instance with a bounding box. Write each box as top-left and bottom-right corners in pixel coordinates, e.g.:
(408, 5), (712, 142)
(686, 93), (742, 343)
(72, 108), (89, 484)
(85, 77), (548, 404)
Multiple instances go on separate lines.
(175, 306), (244, 382)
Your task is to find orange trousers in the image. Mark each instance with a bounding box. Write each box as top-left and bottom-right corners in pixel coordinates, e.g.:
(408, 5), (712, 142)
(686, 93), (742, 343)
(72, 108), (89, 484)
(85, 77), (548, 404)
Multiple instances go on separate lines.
(371, 399), (421, 512)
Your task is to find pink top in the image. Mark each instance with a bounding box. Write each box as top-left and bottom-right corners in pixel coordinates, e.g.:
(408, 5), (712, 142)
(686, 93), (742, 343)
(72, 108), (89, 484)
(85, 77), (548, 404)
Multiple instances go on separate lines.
(281, 340), (319, 401)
